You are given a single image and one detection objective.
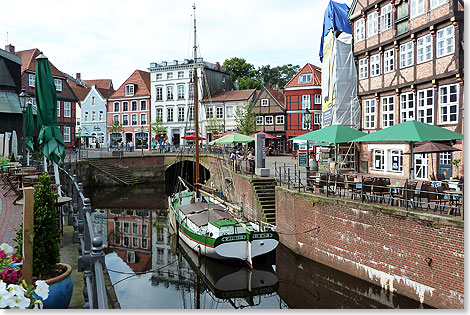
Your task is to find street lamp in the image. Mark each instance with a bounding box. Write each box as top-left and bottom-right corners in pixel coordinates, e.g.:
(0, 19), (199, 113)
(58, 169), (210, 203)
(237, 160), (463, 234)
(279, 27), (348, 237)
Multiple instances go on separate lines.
(18, 89), (28, 166)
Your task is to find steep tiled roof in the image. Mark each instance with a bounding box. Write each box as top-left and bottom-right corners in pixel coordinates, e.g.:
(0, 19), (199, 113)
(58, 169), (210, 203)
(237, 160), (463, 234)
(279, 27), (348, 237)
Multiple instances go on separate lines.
(110, 70), (150, 99)
(266, 87), (285, 108)
(97, 87), (115, 99)
(67, 77), (89, 102)
(84, 79), (113, 90)
(284, 63), (322, 88)
(16, 48), (64, 77)
(201, 89), (256, 103)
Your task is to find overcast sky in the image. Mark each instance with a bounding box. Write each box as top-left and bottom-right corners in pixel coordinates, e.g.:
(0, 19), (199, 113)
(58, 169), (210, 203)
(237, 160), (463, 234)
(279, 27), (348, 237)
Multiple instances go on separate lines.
(1, 0), (352, 88)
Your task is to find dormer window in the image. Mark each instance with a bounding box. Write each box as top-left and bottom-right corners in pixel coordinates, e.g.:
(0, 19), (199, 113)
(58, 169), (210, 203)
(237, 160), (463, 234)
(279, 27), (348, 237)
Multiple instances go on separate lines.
(261, 99), (269, 106)
(125, 84), (135, 96)
(54, 79), (62, 92)
(298, 73), (312, 84)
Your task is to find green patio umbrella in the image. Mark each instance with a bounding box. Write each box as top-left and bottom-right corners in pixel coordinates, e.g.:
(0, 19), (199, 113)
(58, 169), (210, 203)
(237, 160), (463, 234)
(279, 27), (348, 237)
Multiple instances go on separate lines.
(290, 125), (367, 143)
(209, 132), (254, 145)
(35, 53), (66, 165)
(24, 102), (34, 165)
(353, 120), (464, 180)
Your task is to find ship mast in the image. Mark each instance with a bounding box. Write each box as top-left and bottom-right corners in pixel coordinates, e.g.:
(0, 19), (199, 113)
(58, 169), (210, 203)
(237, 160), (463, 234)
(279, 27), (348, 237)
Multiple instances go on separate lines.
(192, 3), (200, 194)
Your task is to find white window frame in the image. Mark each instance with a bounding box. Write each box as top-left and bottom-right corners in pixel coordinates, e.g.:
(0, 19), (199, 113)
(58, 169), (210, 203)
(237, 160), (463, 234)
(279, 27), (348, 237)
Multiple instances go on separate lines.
(417, 34), (433, 63)
(178, 71), (184, 78)
(313, 112), (322, 125)
(400, 41), (414, 68)
(28, 74), (35, 87)
(373, 149), (385, 171)
(125, 84), (135, 96)
(380, 4), (393, 32)
(167, 107), (174, 122)
(91, 111), (96, 121)
(226, 106), (234, 118)
(114, 102), (119, 112)
(265, 116), (273, 125)
(113, 115), (119, 123)
(156, 108), (163, 121)
(355, 18), (365, 42)
(431, 0), (446, 9)
(439, 84), (458, 124)
(364, 99), (376, 129)
(141, 113), (147, 125)
(156, 86), (163, 101)
(123, 101), (129, 111)
(381, 96), (395, 128)
(178, 107), (185, 122)
(314, 94), (321, 105)
(256, 116), (263, 126)
(84, 111), (89, 122)
(64, 102), (71, 118)
(63, 126), (71, 143)
(167, 86), (174, 100)
(383, 49), (395, 73)
(131, 114), (137, 125)
(359, 58), (368, 79)
(370, 54), (381, 77)
(177, 85), (185, 100)
(436, 26), (455, 58)
(205, 107), (213, 119)
(410, 0), (425, 19)
(414, 153), (428, 180)
(417, 88), (434, 124)
(54, 79), (62, 92)
(131, 101), (138, 111)
(122, 114), (129, 125)
(216, 107), (223, 119)
(301, 95), (310, 110)
(367, 12), (378, 37)
(298, 73), (312, 84)
(261, 99), (269, 107)
(276, 115), (284, 125)
(57, 101), (60, 117)
(156, 73), (162, 80)
(302, 113), (311, 130)
(140, 100), (147, 111)
(167, 72), (173, 79)
(388, 149), (404, 172)
(400, 92), (415, 123)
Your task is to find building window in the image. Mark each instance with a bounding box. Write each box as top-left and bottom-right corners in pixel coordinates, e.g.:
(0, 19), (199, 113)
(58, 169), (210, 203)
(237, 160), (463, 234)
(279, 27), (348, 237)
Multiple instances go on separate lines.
(132, 223), (138, 234)
(91, 96), (96, 106)
(123, 115), (129, 125)
(123, 101), (129, 111)
(417, 34), (433, 63)
(261, 99), (269, 106)
(142, 224), (148, 235)
(177, 85), (185, 100)
(189, 106), (194, 121)
(156, 108), (163, 121)
(141, 113), (147, 125)
(123, 236), (129, 247)
(57, 101), (60, 117)
(139, 101), (146, 111)
(389, 149), (403, 172)
(132, 237), (139, 248)
(113, 115), (119, 123)
(314, 94), (321, 104)
(400, 41), (414, 68)
(28, 74), (35, 87)
(114, 102), (119, 112)
(205, 107), (213, 119)
(355, 18), (365, 42)
(384, 49), (395, 73)
(131, 114), (137, 125)
(91, 111), (96, 121)
(63, 126), (71, 143)
(256, 116), (263, 125)
(431, 0), (446, 9)
(436, 26), (455, 58)
(226, 106), (234, 118)
(123, 222), (129, 233)
(189, 84), (194, 99)
(167, 107), (174, 122)
(439, 84), (458, 124)
(156, 73), (162, 80)
(439, 152), (452, 164)
(131, 101), (137, 111)
(382, 96), (395, 128)
(400, 92), (415, 122)
(276, 115), (284, 125)
(302, 113), (311, 130)
(370, 54), (380, 77)
(98, 110), (104, 121)
(167, 86), (174, 100)
(367, 11), (378, 37)
(417, 89), (434, 124)
(216, 107), (223, 119)
(177, 71), (184, 78)
(313, 112), (321, 125)
(142, 239), (148, 249)
(54, 79), (62, 92)
(178, 107), (185, 122)
(359, 58), (368, 79)
(410, 0), (425, 18)
(380, 4), (393, 32)
(265, 116), (273, 125)
(298, 73), (312, 84)
(156, 86), (163, 101)
(125, 84), (135, 96)
(373, 149), (385, 170)
(364, 99), (376, 129)
(167, 72), (173, 79)
(84, 111), (89, 121)
(301, 95), (310, 109)
(414, 153), (428, 180)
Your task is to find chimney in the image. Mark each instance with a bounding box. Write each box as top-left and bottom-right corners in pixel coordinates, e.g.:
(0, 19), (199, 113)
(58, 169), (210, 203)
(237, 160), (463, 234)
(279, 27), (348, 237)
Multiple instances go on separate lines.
(5, 44), (15, 54)
(76, 73), (81, 80)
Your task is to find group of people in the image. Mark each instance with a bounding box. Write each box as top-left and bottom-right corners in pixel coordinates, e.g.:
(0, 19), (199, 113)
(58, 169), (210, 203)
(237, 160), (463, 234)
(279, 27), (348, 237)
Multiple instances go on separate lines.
(117, 141), (134, 152)
(151, 137), (171, 152)
(229, 149), (255, 173)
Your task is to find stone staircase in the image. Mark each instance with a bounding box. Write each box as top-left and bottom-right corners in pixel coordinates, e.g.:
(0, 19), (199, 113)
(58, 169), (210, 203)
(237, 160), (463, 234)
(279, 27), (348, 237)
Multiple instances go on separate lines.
(251, 178), (277, 225)
(88, 159), (143, 186)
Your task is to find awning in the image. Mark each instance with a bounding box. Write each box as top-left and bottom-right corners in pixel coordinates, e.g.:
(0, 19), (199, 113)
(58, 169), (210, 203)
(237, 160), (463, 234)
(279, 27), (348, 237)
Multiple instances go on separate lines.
(0, 91), (22, 114)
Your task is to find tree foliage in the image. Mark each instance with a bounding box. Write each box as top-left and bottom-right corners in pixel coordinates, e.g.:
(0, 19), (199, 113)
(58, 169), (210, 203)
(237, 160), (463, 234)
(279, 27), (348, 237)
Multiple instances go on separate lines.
(235, 103), (257, 136)
(107, 120), (123, 134)
(150, 117), (166, 137)
(206, 116), (224, 135)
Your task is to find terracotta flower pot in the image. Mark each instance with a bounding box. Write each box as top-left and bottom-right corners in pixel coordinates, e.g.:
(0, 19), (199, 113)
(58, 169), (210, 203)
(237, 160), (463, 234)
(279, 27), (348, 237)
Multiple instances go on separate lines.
(36, 263), (73, 309)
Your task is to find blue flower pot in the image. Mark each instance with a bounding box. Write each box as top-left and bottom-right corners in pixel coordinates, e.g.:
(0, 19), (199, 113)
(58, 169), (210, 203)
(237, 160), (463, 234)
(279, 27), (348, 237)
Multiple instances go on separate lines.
(36, 263), (73, 309)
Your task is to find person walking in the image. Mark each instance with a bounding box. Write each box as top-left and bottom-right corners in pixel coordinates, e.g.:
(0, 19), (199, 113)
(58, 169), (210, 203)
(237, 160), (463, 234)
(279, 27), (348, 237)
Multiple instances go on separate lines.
(129, 141), (134, 152)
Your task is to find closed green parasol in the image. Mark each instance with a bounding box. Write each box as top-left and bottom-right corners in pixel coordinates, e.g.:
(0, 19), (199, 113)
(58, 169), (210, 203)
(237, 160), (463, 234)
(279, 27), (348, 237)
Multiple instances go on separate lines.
(209, 132), (254, 145)
(35, 53), (65, 164)
(24, 101), (34, 153)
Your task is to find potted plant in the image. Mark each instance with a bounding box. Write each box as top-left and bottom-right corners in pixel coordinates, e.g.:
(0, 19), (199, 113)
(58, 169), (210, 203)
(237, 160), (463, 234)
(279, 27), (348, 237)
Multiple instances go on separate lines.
(14, 173), (73, 309)
(451, 158), (461, 178)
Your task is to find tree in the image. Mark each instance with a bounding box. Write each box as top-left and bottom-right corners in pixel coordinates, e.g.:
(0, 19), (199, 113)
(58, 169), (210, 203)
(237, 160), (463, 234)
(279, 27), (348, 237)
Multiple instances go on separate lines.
(107, 120), (123, 134)
(223, 57), (256, 82)
(238, 77), (263, 90)
(235, 103), (257, 136)
(150, 117), (166, 137)
(206, 116), (224, 135)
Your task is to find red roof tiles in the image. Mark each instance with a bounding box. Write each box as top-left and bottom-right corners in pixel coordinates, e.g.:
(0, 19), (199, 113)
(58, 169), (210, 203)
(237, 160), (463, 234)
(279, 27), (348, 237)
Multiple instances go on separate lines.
(84, 79), (113, 90)
(284, 63), (322, 88)
(15, 48), (64, 77)
(201, 89), (256, 103)
(110, 70), (150, 98)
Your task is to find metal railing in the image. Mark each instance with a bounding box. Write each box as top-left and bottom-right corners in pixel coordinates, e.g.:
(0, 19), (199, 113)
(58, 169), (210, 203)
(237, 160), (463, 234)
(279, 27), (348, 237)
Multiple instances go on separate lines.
(57, 166), (113, 309)
(273, 164), (464, 220)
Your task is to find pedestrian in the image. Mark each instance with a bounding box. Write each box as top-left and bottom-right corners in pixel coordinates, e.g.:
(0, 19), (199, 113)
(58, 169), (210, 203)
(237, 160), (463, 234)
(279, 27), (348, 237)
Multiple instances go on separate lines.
(129, 141), (134, 152)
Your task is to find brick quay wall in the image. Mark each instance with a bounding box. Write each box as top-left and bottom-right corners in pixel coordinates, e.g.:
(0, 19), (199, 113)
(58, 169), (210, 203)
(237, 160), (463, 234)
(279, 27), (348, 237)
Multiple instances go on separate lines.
(275, 186), (464, 309)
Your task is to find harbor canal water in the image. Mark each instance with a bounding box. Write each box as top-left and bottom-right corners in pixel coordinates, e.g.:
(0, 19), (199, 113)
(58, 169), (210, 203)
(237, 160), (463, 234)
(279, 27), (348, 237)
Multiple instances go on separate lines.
(85, 184), (431, 309)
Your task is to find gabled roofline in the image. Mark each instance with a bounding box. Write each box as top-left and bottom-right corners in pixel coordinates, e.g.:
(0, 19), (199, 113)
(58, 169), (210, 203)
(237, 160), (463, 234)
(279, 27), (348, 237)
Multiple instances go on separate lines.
(252, 87), (286, 112)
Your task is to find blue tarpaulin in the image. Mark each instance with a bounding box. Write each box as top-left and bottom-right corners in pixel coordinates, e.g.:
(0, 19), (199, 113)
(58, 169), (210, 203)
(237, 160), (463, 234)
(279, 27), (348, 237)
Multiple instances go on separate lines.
(319, 0), (352, 62)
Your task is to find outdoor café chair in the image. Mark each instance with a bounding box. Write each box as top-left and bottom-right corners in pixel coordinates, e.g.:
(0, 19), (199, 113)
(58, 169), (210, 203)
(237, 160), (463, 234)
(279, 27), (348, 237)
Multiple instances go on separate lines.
(372, 177), (391, 204)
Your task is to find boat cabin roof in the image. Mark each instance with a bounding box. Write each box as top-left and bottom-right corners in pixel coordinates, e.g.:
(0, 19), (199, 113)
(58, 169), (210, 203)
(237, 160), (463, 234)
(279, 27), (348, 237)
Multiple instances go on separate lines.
(179, 201), (225, 215)
(209, 219), (252, 228)
(187, 209), (232, 227)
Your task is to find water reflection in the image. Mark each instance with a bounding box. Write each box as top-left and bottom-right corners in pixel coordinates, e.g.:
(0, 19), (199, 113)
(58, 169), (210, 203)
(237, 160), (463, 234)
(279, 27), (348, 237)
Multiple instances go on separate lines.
(86, 184), (429, 309)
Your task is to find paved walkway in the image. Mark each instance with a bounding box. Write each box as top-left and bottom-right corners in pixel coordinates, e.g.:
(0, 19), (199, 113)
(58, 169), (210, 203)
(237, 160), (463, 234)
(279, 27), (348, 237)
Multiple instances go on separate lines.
(0, 187), (23, 245)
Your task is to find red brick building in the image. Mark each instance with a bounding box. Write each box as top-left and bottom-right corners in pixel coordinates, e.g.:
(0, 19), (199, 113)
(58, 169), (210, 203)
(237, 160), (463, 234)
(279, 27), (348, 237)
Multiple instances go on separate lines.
(284, 63), (322, 152)
(8, 46), (78, 148)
